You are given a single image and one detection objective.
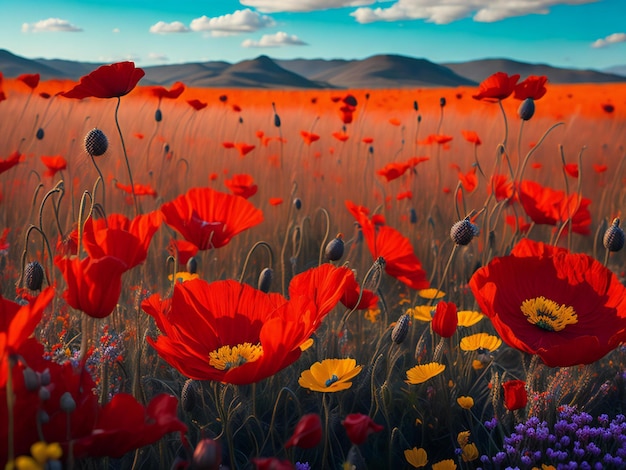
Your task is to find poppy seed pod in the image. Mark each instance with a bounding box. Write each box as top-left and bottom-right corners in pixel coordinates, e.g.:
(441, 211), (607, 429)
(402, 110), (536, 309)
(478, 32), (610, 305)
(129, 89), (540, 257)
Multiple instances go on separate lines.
(391, 314), (410, 344)
(36, 128), (45, 140)
(192, 438), (222, 470)
(325, 234), (344, 261)
(24, 260), (44, 291)
(274, 113), (281, 128)
(257, 267), (273, 293)
(293, 198), (302, 210)
(518, 98), (535, 121)
(604, 218), (625, 252)
(23, 368), (40, 392)
(186, 256), (198, 274)
(84, 128), (109, 156)
(450, 217), (479, 246)
(155, 108), (162, 122)
(180, 378), (196, 413)
(410, 208), (418, 224)
(60, 392), (76, 413)
(439, 97), (446, 107)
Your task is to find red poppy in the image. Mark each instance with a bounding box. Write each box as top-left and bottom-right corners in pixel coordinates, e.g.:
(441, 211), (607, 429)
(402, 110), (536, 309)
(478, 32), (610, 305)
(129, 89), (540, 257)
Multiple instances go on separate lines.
(432, 301), (458, 338)
(502, 380), (528, 411)
(234, 142), (256, 157)
(514, 75), (548, 100)
(160, 187), (263, 250)
(461, 130), (482, 145)
(82, 211), (162, 270)
(469, 238), (626, 367)
(406, 156), (429, 168)
(231, 104), (242, 112)
(252, 458), (293, 470)
(40, 155), (67, 177)
(376, 162), (410, 182)
(17, 73), (40, 90)
(396, 191), (412, 200)
(143, 264), (351, 384)
(332, 131), (349, 142)
(167, 238), (199, 265)
(55, 254), (127, 318)
(346, 201), (429, 290)
(285, 413), (322, 449)
(517, 181), (591, 235)
(0, 287), (54, 386)
(224, 173), (258, 199)
(0, 228), (9, 253)
(362, 137), (374, 144)
(593, 164), (608, 173)
(452, 165), (477, 193)
(115, 181), (157, 197)
(0, 151), (21, 174)
(222, 141), (235, 149)
(505, 215), (531, 233)
(472, 72), (520, 101)
(187, 98), (207, 110)
(150, 81), (185, 100)
(342, 413), (384, 445)
(300, 130), (320, 145)
(564, 163), (579, 178)
(489, 174), (515, 202)
(418, 134), (453, 145)
(340, 269), (379, 310)
(269, 197), (283, 206)
(389, 117), (401, 126)
(60, 61), (145, 99)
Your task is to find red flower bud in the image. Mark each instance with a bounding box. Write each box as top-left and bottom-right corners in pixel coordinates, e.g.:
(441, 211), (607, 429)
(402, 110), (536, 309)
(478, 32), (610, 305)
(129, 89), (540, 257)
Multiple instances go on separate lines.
(285, 413), (322, 449)
(432, 301), (458, 338)
(342, 413), (384, 445)
(502, 380), (528, 411)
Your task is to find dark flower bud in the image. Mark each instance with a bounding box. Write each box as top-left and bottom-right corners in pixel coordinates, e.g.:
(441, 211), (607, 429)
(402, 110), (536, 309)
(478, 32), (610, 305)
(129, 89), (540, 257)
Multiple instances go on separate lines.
(518, 98), (535, 121)
(60, 392), (76, 413)
(38, 410), (50, 425)
(23, 368), (40, 391)
(36, 128), (45, 140)
(293, 198), (302, 210)
(274, 113), (281, 128)
(24, 261), (44, 291)
(410, 208), (418, 224)
(413, 100), (418, 112)
(180, 379), (196, 413)
(192, 438), (222, 470)
(450, 216), (479, 246)
(417, 115), (422, 123)
(325, 234), (344, 261)
(84, 128), (109, 156)
(186, 257), (198, 274)
(440, 97), (446, 107)
(257, 267), (273, 293)
(391, 314), (410, 344)
(39, 368), (51, 386)
(155, 108), (163, 122)
(39, 387), (51, 401)
(238, 116), (243, 124)
(343, 94), (357, 107)
(604, 218), (625, 252)
(164, 143), (170, 154)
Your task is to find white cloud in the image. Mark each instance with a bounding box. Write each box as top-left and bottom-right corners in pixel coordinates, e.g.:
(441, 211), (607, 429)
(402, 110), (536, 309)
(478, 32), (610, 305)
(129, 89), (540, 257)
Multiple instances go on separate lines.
(190, 9), (275, 36)
(148, 52), (169, 61)
(240, 0), (378, 13)
(592, 32), (626, 49)
(149, 21), (190, 34)
(21, 18), (83, 33)
(351, 0), (596, 25)
(242, 31), (308, 47)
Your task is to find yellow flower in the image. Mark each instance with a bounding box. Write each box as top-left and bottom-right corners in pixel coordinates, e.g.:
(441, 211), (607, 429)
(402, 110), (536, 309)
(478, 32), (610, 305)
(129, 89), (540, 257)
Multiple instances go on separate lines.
(457, 396), (474, 409)
(405, 362), (445, 384)
(460, 333), (502, 352)
(364, 308), (381, 323)
(462, 443), (479, 462)
(408, 305), (435, 322)
(418, 288), (446, 300)
(457, 430), (470, 447)
(168, 271), (200, 283)
(457, 310), (485, 327)
(298, 358), (362, 392)
(432, 459), (457, 470)
(404, 447), (428, 468)
(7, 442), (63, 470)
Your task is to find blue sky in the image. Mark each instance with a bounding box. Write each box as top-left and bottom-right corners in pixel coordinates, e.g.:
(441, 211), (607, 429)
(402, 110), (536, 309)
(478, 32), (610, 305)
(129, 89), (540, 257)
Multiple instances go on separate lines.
(1, 0), (625, 70)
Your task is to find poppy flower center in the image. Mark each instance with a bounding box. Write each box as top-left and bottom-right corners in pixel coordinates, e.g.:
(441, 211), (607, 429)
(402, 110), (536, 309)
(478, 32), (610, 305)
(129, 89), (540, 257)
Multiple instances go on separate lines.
(520, 296), (578, 332)
(208, 342), (263, 371)
(325, 374), (339, 387)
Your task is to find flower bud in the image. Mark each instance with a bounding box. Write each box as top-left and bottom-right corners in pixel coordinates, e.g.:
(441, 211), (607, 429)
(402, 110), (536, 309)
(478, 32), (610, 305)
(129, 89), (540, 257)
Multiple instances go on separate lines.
(604, 218), (625, 252)
(84, 128), (109, 156)
(450, 217), (479, 246)
(391, 314), (410, 344)
(155, 108), (163, 122)
(192, 438), (222, 470)
(439, 97), (446, 108)
(518, 98), (535, 121)
(23, 368), (40, 391)
(186, 257), (198, 274)
(325, 234), (344, 261)
(60, 392), (76, 413)
(36, 128), (45, 140)
(39, 386), (51, 401)
(293, 198), (302, 210)
(24, 261), (44, 291)
(257, 267), (273, 293)
(410, 208), (418, 224)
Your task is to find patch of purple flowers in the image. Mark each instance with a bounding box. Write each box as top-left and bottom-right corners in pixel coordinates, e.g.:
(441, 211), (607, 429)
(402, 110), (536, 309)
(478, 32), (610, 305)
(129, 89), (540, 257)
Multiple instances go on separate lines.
(477, 406), (626, 469)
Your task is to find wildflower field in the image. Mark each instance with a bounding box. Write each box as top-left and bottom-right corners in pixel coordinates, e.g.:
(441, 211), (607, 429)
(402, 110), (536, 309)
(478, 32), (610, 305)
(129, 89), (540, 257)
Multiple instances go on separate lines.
(1, 65), (626, 469)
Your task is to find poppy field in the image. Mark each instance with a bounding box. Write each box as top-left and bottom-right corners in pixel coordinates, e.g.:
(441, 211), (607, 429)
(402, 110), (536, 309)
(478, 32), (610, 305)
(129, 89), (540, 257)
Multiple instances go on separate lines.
(1, 65), (626, 469)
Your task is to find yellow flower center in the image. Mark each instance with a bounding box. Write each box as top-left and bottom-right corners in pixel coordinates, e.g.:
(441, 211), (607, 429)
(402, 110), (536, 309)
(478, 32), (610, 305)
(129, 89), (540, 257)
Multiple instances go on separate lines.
(520, 296), (577, 332)
(208, 342), (263, 370)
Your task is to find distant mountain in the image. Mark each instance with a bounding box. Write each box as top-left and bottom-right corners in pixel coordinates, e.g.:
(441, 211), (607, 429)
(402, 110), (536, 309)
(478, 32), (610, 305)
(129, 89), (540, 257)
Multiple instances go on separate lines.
(604, 65), (626, 77)
(1, 49), (625, 89)
(443, 58), (626, 84)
